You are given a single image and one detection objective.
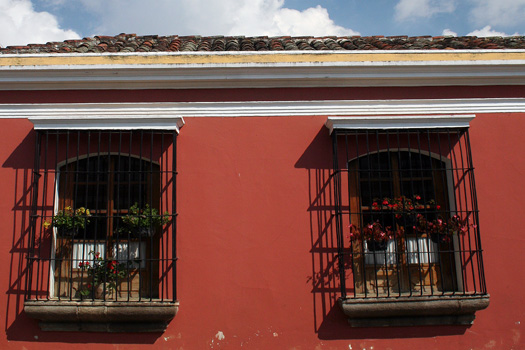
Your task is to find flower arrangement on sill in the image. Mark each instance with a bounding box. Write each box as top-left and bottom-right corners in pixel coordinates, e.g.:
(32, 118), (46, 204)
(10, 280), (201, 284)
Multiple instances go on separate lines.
(349, 195), (470, 247)
(78, 251), (127, 298)
(43, 206), (91, 237)
(119, 203), (170, 238)
(414, 213), (471, 243)
(371, 195), (439, 218)
(349, 221), (401, 251)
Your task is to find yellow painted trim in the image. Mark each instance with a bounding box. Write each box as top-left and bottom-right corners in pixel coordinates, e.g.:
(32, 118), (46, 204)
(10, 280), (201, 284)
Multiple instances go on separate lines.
(1, 51), (525, 67)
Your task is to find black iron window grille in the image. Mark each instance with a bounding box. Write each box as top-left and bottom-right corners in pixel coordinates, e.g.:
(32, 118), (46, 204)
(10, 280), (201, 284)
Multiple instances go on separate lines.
(331, 128), (489, 324)
(25, 130), (177, 304)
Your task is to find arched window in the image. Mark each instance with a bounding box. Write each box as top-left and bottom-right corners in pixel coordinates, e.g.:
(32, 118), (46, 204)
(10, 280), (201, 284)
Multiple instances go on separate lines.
(329, 124), (488, 325)
(26, 130), (177, 303)
(54, 154), (162, 299)
(349, 151), (458, 295)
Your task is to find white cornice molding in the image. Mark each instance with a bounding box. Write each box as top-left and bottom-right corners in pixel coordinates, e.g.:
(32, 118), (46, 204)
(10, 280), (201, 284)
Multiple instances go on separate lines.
(1, 55), (525, 90)
(325, 115), (475, 133)
(1, 98), (525, 124)
(25, 108), (185, 131)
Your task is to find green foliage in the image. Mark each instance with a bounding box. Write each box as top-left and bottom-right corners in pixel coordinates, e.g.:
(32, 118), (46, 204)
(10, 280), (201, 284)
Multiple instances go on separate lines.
(47, 206), (91, 230)
(119, 203), (170, 234)
(78, 251), (127, 297)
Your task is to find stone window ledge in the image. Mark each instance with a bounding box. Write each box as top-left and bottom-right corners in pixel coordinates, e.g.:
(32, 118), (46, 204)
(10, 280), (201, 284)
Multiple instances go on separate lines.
(339, 294), (489, 327)
(24, 300), (179, 332)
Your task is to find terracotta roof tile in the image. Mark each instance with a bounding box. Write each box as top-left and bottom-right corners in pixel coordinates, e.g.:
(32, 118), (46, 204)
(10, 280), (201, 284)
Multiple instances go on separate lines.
(2, 34), (525, 54)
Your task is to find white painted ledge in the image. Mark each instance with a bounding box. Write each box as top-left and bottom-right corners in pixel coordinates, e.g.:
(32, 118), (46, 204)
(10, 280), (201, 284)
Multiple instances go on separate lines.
(4, 103), (185, 131)
(29, 115), (185, 131)
(0, 98), (524, 124)
(325, 114), (475, 133)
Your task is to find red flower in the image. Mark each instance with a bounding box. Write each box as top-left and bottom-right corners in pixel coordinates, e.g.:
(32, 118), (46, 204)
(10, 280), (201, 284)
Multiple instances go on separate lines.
(382, 199), (389, 205)
(85, 262), (90, 266)
(78, 262), (84, 268)
(415, 195), (421, 200)
(436, 205), (441, 210)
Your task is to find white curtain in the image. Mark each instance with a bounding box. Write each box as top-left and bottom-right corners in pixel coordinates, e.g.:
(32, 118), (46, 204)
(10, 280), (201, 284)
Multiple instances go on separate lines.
(364, 240), (397, 265)
(72, 242), (145, 268)
(406, 237), (438, 264)
(72, 242), (106, 265)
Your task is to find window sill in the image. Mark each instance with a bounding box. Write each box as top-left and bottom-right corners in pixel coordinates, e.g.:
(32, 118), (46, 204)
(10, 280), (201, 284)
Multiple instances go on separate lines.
(24, 300), (179, 332)
(338, 294), (489, 327)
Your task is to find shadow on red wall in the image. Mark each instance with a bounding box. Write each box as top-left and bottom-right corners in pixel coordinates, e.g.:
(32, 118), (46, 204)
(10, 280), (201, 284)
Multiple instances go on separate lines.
(2, 130), (163, 344)
(296, 127), (469, 340)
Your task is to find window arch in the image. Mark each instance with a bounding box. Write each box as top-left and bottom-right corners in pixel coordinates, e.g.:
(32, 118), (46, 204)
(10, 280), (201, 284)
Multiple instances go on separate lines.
(58, 154), (160, 240)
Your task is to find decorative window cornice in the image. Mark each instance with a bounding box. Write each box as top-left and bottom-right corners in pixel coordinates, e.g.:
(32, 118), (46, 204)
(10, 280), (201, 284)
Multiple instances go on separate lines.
(325, 114), (475, 133)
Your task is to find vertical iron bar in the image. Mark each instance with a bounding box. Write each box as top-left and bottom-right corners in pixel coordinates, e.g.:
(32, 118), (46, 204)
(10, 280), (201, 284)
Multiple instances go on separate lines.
(373, 130), (386, 297)
(423, 130), (437, 295)
(172, 131), (178, 302)
(115, 131), (124, 301)
(455, 129), (477, 294)
(331, 131), (347, 299)
(436, 130), (451, 294)
(350, 130), (359, 299)
(26, 131), (42, 300)
(70, 131), (81, 300)
(127, 132), (133, 300)
(149, 131), (154, 301)
(464, 129), (486, 293)
(39, 132), (50, 300)
(160, 132), (165, 301)
(35, 132), (48, 300)
(384, 130), (395, 297)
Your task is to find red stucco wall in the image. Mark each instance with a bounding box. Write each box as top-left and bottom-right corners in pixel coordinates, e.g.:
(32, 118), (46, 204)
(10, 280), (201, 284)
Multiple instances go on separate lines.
(0, 88), (523, 349)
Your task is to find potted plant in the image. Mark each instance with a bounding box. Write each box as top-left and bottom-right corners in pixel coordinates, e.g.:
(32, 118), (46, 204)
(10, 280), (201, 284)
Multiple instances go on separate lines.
(371, 195), (433, 235)
(414, 213), (470, 244)
(44, 206), (91, 237)
(350, 194), (471, 251)
(78, 251), (128, 299)
(119, 203), (170, 238)
(349, 221), (399, 251)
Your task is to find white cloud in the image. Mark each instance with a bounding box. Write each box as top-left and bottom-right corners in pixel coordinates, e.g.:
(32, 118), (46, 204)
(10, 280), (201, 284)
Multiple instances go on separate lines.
(77, 0), (359, 37)
(469, 0), (525, 28)
(467, 25), (517, 37)
(235, 5), (356, 36)
(0, 0), (79, 47)
(39, 0), (67, 6)
(442, 26), (521, 37)
(395, 0), (456, 21)
(442, 29), (457, 36)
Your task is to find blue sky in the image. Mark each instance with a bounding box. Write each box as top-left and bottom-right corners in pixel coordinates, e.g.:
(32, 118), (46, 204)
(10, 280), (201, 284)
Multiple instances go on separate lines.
(1, 0), (525, 47)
